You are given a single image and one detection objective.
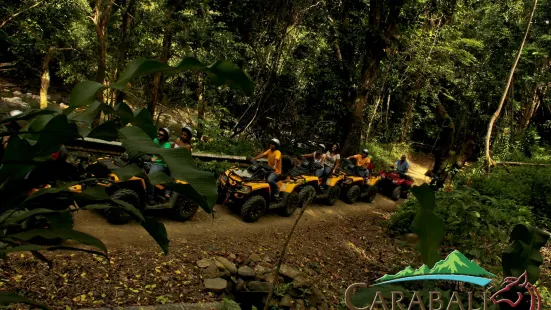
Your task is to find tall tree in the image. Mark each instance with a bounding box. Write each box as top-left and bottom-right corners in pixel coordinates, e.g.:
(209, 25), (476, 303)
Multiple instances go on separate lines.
(485, 0), (539, 166)
(149, 0), (184, 115)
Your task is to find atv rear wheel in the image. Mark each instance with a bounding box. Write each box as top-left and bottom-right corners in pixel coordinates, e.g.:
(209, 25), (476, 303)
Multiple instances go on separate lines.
(298, 185), (316, 207)
(327, 186), (341, 206)
(391, 186), (402, 201)
(365, 186), (378, 203)
(279, 192), (299, 217)
(106, 189), (139, 225)
(344, 185), (361, 204)
(172, 193), (199, 221)
(241, 195), (266, 223)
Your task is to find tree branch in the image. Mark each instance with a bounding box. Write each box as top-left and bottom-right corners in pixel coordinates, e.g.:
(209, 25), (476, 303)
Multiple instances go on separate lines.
(0, 0), (46, 29)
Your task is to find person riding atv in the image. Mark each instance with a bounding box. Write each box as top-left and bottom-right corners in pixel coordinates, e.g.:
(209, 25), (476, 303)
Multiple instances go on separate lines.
(82, 153), (200, 224)
(340, 157), (380, 204)
(217, 155), (302, 222)
(174, 126), (193, 151)
(253, 138), (283, 199)
(292, 150), (345, 206)
(347, 149), (372, 177)
(377, 158), (414, 201)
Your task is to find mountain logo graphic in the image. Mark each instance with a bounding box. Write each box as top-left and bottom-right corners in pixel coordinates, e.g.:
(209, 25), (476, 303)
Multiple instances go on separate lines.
(374, 250), (495, 287)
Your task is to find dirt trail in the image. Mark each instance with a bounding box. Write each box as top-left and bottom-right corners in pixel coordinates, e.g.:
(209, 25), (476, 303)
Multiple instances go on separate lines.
(3, 156), (431, 309)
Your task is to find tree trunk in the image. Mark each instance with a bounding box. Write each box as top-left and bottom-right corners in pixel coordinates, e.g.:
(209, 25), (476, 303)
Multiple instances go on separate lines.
(485, 0), (538, 166)
(196, 72), (205, 140)
(401, 95), (416, 143)
(114, 0), (138, 104)
(40, 47), (54, 110)
(365, 94), (383, 142)
(518, 85), (543, 135)
(339, 0), (405, 155)
(149, 0), (182, 115)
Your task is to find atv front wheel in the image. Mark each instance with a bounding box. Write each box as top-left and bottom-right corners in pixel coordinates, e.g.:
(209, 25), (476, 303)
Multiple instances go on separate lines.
(279, 192), (299, 217)
(241, 195), (267, 223)
(365, 186), (378, 203)
(172, 193), (199, 221)
(327, 186), (341, 206)
(298, 185), (316, 207)
(400, 190), (409, 199)
(344, 185), (361, 204)
(391, 186), (402, 201)
(106, 189), (140, 225)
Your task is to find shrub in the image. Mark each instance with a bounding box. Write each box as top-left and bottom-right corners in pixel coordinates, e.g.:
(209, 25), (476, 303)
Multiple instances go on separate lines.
(363, 143), (413, 171)
(456, 163), (551, 230)
(388, 186), (534, 269)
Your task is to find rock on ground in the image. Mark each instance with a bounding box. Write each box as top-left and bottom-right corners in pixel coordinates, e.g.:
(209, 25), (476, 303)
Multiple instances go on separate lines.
(237, 266), (255, 278)
(203, 263), (220, 279)
(204, 278), (227, 293)
(216, 256), (237, 274)
(247, 281), (272, 292)
(279, 264), (304, 279)
(196, 259), (211, 268)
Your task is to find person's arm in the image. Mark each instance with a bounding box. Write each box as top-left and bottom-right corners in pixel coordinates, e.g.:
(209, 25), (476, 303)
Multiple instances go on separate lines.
(347, 155), (355, 160)
(184, 145), (192, 151)
(302, 152), (314, 158)
(254, 150), (268, 160)
(320, 154), (326, 166)
(333, 158), (341, 173)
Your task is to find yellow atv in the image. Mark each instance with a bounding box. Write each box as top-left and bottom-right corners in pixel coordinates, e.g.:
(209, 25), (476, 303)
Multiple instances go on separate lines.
(217, 157), (302, 222)
(82, 154), (199, 224)
(290, 158), (344, 206)
(340, 158), (380, 204)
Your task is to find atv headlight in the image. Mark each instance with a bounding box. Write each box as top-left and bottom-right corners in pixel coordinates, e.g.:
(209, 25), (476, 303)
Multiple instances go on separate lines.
(392, 180), (398, 184)
(344, 178), (353, 184)
(235, 186), (252, 194)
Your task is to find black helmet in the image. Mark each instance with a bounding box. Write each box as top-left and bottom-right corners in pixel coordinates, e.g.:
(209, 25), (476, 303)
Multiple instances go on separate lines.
(361, 148), (369, 155)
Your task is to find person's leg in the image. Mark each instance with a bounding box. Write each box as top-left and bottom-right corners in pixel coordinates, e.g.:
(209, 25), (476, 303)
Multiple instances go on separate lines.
(148, 164), (165, 196)
(267, 172), (279, 197)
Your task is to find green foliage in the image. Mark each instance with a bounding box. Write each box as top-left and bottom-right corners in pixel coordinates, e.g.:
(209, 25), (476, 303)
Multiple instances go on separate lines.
(409, 184), (445, 268)
(194, 159), (235, 178)
(388, 186), (535, 267)
(0, 55), (252, 308)
(456, 164), (551, 230)
(502, 224), (550, 283)
(363, 143), (413, 171)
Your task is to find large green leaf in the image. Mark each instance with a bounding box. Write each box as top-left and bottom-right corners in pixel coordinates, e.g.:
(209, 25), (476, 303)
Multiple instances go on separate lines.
(114, 102), (135, 126)
(502, 224), (550, 283)
(0, 292), (51, 309)
(87, 120), (119, 141)
(410, 184), (445, 268)
(9, 228), (107, 255)
(118, 126), (216, 213)
(69, 80), (105, 107)
(68, 58), (253, 109)
(142, 217), (169, 254)
(69, 101), (114, 124)
(132, 108), (157, 138)
(111, 57), (254, 96)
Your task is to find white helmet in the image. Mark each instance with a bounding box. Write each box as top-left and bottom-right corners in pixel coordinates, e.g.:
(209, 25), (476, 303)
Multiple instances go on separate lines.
(319, 143), (326, 150)
(9, 110), (23, 117)
(362, 148), (369, 155)
(270, 138), (280, 146)
(160, 127), (170, 136)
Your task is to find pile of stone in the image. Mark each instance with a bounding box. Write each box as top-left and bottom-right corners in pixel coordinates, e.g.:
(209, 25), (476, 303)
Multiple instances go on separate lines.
(198, 253), (329, 309)
(1, 88), (69, 110)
